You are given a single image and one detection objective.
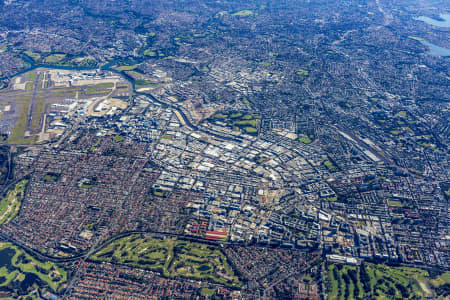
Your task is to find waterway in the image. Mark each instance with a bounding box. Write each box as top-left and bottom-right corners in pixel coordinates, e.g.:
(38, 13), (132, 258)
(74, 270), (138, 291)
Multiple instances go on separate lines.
(0, 56), (141, 81)
(416, 13), (450, 28)
(0, 58), (209, 140)
(0, 247), (16, 271)
(421, 40), (450, 57)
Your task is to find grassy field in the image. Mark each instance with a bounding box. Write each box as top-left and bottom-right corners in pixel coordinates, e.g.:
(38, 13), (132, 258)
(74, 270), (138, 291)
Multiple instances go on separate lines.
(233, 10), (254, 16)
(6, 103), (36, 144)
(116, 86), (130, 93)
(44, 54), (66, 63)
(298, 134), (312, 144)
(144, 49), (157, 56)
(143, 49), (165, 57)
(327, 264), (363, 300)
(28, 71), (37, 82)
(113, 135), (124, 143)
(161, 134), (173, 140)
(394, 111), (407, 118)
(86, 82), (114, 90)
(326, 262), (450, 300)
(409, 168), (423, 175)
(0, 69), (126, 144)
(241, 97), (250, 105)
(69, 57), (97, 68)
(114, 65), (137, 71)
(296, 69), (309, 76)
(0, 242), (67, 296)
(207, 110), (260, 135)
(244, 127), (257, 134)
(1, 72), (38, 144)
(322, 158), (337, 172)
(91, 235), (241, 287)
(0, 179), (28, 225)
(25, 82), (34, 91)
(24, 72), (37, 91)
(408, 36), (425, 41)
(135, 79), (157, 88)
(41, 172), (60, 183)
(387, 200), (405, 207)
(23, 51), (41, 62)
(85, 89), (112, 95)
(22, 50), (97, 68)
(49, 86), (79, 97)
(30, 97), (46, 132)
(201, 287), (216, 296)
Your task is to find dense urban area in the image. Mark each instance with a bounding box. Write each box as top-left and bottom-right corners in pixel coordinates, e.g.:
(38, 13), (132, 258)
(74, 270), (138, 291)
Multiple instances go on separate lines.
(0, 0), (448, 299)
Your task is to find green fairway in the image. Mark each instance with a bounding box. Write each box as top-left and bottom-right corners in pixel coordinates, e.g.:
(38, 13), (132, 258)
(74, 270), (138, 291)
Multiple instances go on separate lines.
(0, 179), (28, 225)
(326, 262), (448, 300)
(0, 242), (67, 295)
(22, 50), (97, 68)
(91, 235), (241, 287)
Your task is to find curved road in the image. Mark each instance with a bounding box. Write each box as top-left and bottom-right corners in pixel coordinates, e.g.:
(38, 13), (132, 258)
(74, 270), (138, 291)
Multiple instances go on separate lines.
(0, 62), (248, 266)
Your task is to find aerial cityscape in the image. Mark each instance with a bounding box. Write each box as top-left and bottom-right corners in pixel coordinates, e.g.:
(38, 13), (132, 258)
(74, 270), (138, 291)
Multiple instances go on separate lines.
(0, 0), (448, 299)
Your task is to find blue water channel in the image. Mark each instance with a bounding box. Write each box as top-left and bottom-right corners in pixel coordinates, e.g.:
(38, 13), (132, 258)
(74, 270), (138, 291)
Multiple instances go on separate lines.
(413, 13), (450, 57)
(416, 13), (450, 28)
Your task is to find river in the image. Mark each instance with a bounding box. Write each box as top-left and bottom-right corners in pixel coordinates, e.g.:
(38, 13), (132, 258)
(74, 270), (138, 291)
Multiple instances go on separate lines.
(420, 40), (450, 57)
(412, 13), (450, 56)
(416, 13), (450, 28)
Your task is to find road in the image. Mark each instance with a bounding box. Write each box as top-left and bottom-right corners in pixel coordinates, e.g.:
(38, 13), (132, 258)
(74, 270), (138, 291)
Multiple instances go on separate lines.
(1, 61), (447, 298)
(262, 256), (322, 299)
(1, 147), (12, 189)
(26, 72), (41, 133)
(136, 90), (244, 143)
